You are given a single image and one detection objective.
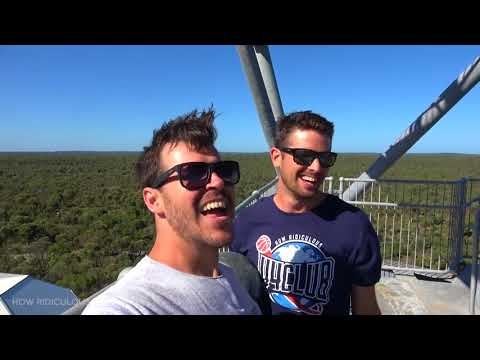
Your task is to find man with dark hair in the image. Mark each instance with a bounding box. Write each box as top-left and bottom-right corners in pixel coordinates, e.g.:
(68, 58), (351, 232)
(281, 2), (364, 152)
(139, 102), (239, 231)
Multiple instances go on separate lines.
(83, 107), (262, 315)
(231, 111), (382, 315)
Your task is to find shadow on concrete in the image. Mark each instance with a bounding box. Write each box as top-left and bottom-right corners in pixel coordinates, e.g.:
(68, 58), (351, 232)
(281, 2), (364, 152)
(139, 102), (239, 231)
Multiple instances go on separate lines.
(414, 273), (451, 283)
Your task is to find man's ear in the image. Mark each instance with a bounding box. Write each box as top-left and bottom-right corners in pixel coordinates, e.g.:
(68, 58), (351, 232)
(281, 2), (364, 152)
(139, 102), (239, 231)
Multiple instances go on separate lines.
(143, 187), (165, 218)
(270, 147), (282, 168)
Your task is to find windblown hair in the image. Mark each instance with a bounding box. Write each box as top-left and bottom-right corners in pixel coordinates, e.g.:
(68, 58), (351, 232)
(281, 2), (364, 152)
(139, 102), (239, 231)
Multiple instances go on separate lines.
(274, 111), (334, 148)
(135, 106), (218, 188)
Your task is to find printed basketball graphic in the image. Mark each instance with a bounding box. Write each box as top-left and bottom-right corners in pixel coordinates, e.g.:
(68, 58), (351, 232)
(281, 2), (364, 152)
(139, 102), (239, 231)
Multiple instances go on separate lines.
(256, 235), (272, 256)
(256, 238), (335, 316)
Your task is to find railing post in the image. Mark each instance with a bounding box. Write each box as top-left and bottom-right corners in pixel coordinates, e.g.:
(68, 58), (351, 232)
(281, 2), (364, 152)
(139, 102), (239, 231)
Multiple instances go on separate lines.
(470, 207), (480, 315)
(452, 178), (468, 272)
(328, 177), (333, 195)
(338, 177), (344, 200)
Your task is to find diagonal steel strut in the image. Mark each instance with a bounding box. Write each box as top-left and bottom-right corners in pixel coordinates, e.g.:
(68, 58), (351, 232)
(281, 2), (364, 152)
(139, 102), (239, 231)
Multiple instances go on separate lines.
(342, 56), (480, 201)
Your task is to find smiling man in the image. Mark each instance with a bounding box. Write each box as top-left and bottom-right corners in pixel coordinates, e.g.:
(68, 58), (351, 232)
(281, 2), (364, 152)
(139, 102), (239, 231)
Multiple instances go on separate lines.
(231, 111), (382, 315)
(82, 107), (261, 315)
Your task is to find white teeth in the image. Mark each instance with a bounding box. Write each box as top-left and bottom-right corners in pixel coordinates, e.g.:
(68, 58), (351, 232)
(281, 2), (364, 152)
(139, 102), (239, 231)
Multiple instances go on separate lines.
(202, 201), (226, 212)
(301, 176), (316, 183)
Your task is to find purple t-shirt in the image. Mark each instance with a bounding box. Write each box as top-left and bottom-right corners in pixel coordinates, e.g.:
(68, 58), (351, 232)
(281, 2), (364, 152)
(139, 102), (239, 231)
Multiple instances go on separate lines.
(231, 194), (381, 315)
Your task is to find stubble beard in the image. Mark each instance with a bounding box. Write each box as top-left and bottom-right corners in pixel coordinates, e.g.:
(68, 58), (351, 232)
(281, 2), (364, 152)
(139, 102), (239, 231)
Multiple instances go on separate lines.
(163, 196), (233, 249)
(281, 171), (320, 201)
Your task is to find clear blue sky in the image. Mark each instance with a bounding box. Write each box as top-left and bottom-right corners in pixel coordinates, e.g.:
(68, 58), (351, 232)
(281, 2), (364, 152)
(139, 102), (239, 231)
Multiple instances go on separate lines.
(1, 45), (479, 153)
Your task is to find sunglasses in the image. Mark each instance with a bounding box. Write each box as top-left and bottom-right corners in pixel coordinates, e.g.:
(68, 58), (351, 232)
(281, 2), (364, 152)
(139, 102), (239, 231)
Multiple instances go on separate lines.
(151, 160), (240, 190)
(280, 147), (337, 168)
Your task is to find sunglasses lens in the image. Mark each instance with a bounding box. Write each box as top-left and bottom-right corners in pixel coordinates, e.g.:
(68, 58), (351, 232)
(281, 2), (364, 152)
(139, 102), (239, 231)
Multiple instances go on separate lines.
(180, 163), (209, 189)
(289, 149), (337, 168)
(178, 161), (240, 189)
(215, 161), (240, 184)
(294, 149), (316, 166)
(320, 153), (337, 168)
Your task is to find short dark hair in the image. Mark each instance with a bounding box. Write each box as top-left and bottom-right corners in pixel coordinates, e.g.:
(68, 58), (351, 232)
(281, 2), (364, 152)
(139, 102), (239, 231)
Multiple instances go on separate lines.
(274, 111), (334, 148)
(135, 106), (218, 188)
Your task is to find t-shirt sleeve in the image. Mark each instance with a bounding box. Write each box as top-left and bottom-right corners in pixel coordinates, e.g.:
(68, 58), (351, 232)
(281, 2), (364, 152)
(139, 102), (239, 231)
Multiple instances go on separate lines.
(349, 214), (382, 286)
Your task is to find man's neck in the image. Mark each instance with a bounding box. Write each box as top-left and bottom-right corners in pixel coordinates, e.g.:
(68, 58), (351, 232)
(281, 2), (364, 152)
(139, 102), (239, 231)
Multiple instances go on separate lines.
(148, 231), (220, 277)
(274, 183), (327, 214)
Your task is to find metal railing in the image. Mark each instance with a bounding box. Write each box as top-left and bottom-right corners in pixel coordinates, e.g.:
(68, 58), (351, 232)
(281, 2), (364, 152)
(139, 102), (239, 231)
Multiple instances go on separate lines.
(337, 177), (469, 275)
(463, 177), (480, 260)
(234, 176), (279, 211)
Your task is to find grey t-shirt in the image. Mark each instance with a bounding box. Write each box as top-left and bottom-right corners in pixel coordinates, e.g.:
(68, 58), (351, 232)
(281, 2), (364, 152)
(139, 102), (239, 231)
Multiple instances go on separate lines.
(82, 256), (261, 315)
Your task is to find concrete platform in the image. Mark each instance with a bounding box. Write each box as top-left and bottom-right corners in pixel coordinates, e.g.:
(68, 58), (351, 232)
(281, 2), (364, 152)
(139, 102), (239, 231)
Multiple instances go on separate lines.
(376, 265), (479, 315)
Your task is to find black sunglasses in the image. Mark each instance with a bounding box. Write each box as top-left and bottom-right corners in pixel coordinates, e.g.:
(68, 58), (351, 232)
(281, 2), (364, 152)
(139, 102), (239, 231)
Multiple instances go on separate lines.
(280, 148), (337, 168)
(151, 161), (240, 190)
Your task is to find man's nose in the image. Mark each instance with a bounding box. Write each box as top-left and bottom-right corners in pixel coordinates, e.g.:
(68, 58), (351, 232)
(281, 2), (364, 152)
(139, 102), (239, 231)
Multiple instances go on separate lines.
(206, 171), (225, 189)
(308, 157), (322, 171)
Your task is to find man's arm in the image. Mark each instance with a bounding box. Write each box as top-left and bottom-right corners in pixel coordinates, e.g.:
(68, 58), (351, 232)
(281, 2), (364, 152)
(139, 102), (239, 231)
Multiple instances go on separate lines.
(351, 285), (381, 315)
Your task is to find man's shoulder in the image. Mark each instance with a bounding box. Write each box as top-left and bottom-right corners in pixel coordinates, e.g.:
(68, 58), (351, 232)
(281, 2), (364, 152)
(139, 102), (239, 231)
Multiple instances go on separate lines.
(81, 279), (148, 315)
(81, 258), (167, 315)
(236, 196), (273, 219)
(81, 290), (142, 315)
(323, 193), (359, 210)
(312, 194), (371, 225)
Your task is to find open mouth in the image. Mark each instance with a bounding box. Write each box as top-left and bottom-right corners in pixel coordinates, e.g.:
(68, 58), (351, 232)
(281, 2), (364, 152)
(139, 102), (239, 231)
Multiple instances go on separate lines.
(300, 175), (317, 184)
(200, 200), (228, 217)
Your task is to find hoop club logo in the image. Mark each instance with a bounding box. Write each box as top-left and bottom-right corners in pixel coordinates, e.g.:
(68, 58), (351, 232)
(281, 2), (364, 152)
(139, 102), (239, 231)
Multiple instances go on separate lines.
(256, 234), (335, 315)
